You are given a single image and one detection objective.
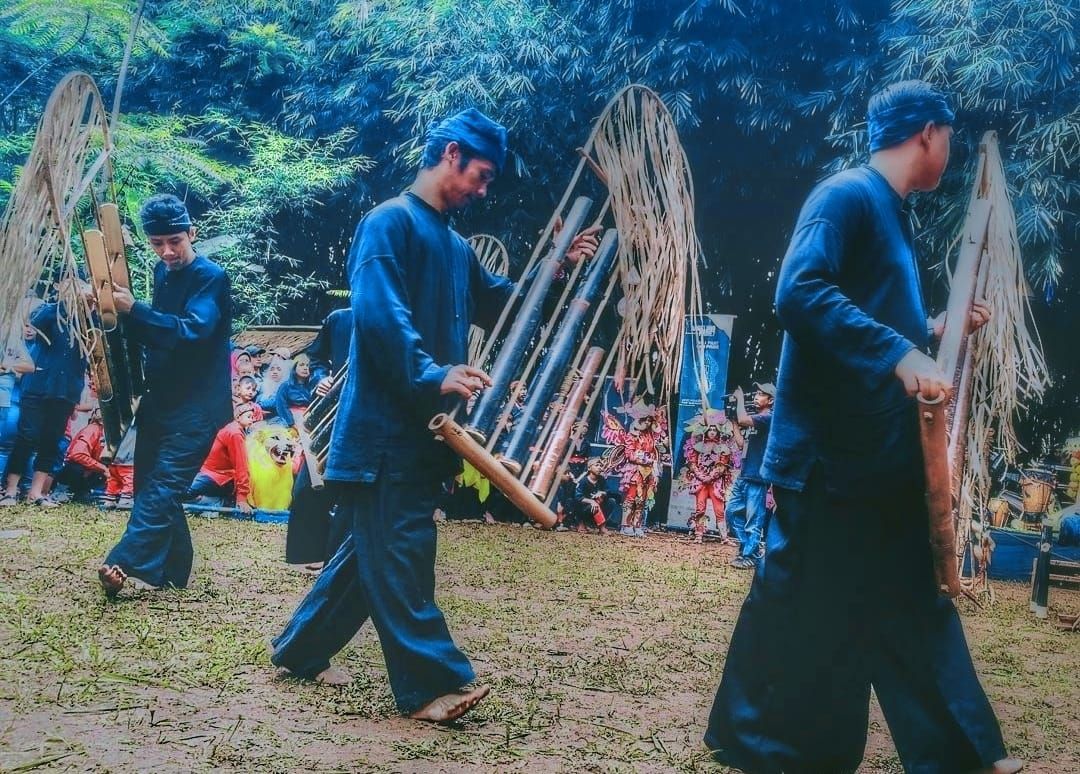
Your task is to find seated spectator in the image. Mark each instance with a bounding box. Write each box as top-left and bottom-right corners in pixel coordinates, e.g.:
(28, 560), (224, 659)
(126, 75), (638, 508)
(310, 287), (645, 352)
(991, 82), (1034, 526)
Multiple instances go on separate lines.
(257, 356), (289, 417)
(275, 353), (313, 427)
(569, 458), (612, 535)
(186, 402), (257, 512)
(55, 409), (108, 502)
(246, 345), (268, 376)
(233, 375), (264, 420)
(231, 350), (256, 380)
(553, 469), (577, 531)
(102, 427), (135, 510)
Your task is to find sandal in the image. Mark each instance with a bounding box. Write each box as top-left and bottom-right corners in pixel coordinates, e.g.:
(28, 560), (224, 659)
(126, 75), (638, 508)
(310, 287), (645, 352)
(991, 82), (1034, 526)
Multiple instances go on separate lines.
(0, 493), (18, 507)
(29, 496), (60, 509)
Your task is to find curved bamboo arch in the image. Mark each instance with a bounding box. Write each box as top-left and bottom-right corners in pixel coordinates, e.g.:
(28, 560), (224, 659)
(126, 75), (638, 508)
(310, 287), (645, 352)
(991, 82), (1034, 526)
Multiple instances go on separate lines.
(466, 233), (510, 366)
(0, 72), (113, 340)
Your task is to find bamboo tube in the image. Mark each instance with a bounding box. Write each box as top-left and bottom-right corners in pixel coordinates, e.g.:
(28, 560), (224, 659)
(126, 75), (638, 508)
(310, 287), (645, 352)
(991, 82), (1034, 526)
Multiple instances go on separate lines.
(464, 196), (593, 444)
(918, 394), (961, 598)
(499, 229), (619, 473)
(430, 413), (557, 528)
(529, 346), (605, 498)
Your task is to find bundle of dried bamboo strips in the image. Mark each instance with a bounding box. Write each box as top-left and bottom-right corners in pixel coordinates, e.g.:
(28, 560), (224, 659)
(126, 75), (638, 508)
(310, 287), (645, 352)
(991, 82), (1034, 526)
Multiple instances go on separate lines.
(954, 134), (1049, 572)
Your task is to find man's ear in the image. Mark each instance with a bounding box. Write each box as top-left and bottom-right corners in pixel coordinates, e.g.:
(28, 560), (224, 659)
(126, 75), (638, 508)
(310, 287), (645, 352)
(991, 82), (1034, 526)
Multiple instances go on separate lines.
(188, 226), (198, 242)
(443, 140), (460, 165)
(919, 121), (936, 148)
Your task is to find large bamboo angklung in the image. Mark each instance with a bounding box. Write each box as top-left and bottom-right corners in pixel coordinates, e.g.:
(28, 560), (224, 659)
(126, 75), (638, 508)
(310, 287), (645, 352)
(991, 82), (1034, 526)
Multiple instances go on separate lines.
(431, 85), (704, 525)
(918, 135), (994, 599)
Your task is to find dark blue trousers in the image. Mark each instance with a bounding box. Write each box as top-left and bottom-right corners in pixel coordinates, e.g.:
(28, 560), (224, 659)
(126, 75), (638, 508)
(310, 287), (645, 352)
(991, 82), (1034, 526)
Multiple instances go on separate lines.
(284, 462), (336, 564)
(104, 408), (216, 588)
(271, 466), (475, 713)
(706, 468), (1007, 774)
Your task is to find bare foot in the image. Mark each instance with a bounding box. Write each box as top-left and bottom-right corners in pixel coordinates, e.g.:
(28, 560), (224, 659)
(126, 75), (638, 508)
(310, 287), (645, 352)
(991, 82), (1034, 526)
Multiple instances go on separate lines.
(98, 564), (127, 597)
(973, 758), (1023, 774)
(409, 684), (490, 724)
(315, 665), (353, 686)
(266, 638), (353, 686)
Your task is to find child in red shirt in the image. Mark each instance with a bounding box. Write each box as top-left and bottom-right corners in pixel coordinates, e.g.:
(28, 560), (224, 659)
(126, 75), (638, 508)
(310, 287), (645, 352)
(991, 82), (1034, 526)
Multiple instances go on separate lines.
(186, 402), (257, 512)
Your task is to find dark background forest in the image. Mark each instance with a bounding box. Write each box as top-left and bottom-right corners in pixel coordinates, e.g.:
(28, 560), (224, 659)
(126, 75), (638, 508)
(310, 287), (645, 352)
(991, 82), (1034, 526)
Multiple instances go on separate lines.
(1, 0), (1077, 454)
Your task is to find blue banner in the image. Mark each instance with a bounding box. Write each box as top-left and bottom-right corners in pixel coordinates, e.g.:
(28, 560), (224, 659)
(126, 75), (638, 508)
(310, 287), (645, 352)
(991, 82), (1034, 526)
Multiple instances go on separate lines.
(666, 314), (736, 529)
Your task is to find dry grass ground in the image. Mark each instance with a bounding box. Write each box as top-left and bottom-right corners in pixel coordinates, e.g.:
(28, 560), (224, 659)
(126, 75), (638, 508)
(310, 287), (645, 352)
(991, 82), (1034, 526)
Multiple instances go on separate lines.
(0, 504), (1077, 773)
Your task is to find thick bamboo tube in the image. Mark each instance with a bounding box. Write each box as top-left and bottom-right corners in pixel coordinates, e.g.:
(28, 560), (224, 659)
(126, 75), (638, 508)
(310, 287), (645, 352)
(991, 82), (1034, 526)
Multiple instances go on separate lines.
(430, 413), (557, 528)
(918, 394), (961, 598)
(499, 229), (619, 473)
(529, 346), (605, 498)
(464, 196), (593, 444)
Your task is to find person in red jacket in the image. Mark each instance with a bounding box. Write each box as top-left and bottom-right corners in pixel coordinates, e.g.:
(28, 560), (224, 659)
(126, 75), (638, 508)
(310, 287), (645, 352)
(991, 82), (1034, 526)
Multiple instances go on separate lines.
(186, 402), (257, 513)
(56, 409), (108, 502)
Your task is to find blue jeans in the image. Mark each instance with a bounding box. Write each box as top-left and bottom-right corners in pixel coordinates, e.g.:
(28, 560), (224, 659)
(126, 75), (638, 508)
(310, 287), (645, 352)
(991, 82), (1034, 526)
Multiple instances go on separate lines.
(726, 476), (769, 560)
(271, 458), (474, 713)
(105, 407), (216, 588)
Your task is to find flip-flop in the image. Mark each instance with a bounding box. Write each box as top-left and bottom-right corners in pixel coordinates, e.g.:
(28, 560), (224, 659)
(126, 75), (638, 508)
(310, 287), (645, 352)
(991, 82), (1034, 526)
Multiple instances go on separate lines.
(0, 494), (19, 507)
(29, 497), (60, 509)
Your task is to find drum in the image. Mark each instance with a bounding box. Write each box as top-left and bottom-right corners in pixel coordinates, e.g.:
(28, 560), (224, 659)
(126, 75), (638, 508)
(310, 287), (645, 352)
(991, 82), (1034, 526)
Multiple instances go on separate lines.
(1021, 473), (1054, 515)
(987, 497), (1011, 528)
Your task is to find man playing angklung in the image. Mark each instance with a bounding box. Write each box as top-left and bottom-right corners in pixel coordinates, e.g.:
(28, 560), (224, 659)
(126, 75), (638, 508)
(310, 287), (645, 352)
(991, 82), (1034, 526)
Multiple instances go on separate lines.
(98, 194), (233, 594)
(269, 109), (599, 723)
(704, 81), (1021, 773)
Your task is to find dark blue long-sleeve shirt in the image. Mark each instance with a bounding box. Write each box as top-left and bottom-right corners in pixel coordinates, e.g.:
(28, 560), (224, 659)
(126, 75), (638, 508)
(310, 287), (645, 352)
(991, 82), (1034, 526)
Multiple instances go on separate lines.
(21, 302), (86, 404)
(275, 377), (313, 427)
(325, 192), (514, 482)
(125, 255), (232, 427)
(761, 166), (930, 495)
(307, 308), (352, 382)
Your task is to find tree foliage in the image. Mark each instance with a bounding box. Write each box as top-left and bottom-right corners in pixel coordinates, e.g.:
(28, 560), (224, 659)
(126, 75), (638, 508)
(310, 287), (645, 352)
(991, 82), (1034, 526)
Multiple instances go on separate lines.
(0, 0), (1078, 439)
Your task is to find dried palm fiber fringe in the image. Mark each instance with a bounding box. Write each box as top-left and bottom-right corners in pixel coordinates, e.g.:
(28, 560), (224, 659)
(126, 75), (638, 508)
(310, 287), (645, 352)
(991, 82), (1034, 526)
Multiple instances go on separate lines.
(0, 73), (113, 349)
(466, 234), (509, 367)
(948, 133), (1049, 580)
(470, 85), (705, 456)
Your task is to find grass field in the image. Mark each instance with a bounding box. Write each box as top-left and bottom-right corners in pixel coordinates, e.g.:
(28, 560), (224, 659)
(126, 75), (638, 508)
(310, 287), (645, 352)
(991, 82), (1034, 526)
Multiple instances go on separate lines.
(1, 504), (1077, 773)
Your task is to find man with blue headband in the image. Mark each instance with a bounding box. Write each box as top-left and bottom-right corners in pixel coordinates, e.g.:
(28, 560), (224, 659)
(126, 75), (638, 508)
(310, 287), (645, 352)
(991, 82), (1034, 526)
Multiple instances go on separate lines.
(268, 109), (600, 723)
(705, 82), (1021, 773)
(98, 194), (232, 595)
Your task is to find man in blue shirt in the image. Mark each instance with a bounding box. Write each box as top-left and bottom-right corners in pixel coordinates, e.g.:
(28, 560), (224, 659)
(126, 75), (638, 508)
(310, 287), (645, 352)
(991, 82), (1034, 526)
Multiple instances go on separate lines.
(725, 381), (773, 569)
(98, 195), (232, 595)
(269, 109), (598, 724)
(705, 82), (1020, 773)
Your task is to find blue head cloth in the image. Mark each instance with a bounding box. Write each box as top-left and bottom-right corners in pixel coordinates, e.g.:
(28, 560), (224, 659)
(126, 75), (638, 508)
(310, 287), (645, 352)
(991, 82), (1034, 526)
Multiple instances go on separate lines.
(139, 193), (192, 236)
(867, 81), (955, 153)
(427, 108), (508, 173)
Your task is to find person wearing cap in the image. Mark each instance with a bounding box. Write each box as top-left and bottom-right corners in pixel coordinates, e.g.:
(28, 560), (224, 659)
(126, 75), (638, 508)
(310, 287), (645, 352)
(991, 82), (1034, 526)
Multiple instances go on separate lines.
(268, 108), (600, 724)
(724, 381), (774, 569)
(705, 81), (1018, 773)
(98, 194), (232, 595)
